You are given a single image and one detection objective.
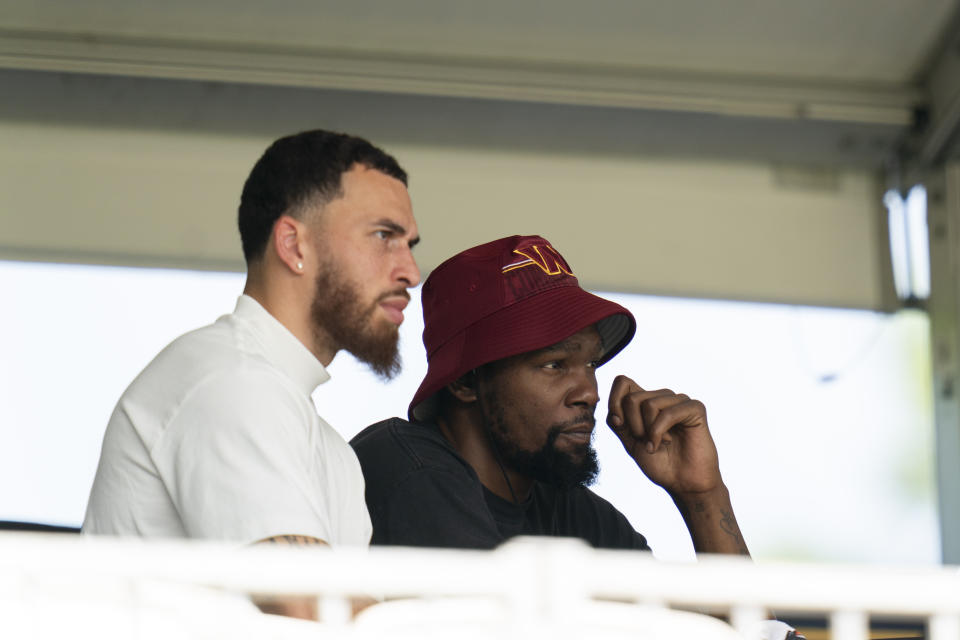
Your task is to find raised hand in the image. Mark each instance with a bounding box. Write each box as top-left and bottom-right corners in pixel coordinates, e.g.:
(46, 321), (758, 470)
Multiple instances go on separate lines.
(606, 374), (749, 555)
(605, 375), (721, 496)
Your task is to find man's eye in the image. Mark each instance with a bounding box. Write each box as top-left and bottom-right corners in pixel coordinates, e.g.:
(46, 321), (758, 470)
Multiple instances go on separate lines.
(374, 229), (390, 240)
(587, 360), (601, 369)
(542, 361), (561, 370)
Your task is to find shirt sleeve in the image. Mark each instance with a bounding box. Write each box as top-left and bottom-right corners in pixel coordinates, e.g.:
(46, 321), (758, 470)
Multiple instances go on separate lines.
(151, 367), (331, 543)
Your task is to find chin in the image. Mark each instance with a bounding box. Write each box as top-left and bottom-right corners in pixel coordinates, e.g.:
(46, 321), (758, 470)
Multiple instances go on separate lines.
(363, 316), (396, 343)
(556, 443), (590, 459)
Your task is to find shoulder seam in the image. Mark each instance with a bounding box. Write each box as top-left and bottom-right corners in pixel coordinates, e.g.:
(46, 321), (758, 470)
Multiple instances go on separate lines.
(384, 420), (432, 470)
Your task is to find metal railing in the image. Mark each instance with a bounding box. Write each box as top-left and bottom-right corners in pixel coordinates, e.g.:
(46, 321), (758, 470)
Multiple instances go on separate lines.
(1, 532), (957, 639)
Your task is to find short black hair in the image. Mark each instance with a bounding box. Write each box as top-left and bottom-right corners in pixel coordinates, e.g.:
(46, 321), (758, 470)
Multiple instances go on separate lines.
(238, 129), (407, 263)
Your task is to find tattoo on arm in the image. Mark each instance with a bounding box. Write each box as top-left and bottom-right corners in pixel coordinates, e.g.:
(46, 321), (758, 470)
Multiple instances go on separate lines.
(673, 494), (750, 555)
(719, 510), (737, 536)
(257, 534), (327, 546)
(675, 499), (704, 522)
(720, 510), (750, 554)
(249, 534), (328, 621)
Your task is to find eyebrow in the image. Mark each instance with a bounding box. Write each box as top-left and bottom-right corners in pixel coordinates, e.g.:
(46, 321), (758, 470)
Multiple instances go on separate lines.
(376, 219), (420, 249)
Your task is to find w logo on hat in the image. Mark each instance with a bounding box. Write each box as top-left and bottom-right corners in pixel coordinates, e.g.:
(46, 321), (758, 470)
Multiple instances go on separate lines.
(501, 244), (574, 276)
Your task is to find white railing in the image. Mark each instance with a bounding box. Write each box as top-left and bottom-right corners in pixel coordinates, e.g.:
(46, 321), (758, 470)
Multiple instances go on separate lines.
(0, 532), (957, 639)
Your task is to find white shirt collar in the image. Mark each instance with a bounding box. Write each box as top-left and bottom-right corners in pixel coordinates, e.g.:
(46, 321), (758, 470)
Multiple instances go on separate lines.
(233, 294), (331, 394)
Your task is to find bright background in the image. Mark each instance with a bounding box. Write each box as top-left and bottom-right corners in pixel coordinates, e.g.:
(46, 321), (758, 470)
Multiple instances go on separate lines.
(0, 260), (938, 564)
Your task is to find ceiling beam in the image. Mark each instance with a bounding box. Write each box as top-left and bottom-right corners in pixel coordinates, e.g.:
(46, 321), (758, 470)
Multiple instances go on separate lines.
(0, 26), (920, 127)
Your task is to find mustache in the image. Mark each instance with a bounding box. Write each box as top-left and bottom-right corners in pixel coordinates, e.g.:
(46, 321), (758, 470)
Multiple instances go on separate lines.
(545, 414), (597, 451)
(375, 289), (411, 304)
(552, 413), (596, 432)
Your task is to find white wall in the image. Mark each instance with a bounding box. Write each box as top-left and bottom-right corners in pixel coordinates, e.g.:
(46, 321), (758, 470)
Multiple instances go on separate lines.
(0, 113), (890, 309)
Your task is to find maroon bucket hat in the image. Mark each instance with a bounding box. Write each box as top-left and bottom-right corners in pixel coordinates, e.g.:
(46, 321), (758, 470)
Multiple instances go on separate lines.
(409, 235), (636, 421)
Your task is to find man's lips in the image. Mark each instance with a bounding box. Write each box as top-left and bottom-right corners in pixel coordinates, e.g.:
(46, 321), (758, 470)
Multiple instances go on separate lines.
(557, 420), (595, 445)
(379, 295), (409, 325)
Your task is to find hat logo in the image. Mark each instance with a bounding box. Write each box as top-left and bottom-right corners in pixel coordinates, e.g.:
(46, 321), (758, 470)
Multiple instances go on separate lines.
(501, 244), (574, 276)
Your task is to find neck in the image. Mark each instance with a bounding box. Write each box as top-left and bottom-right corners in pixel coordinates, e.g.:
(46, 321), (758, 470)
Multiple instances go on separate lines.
(243, 272), (336, 366)
(436, 410), (534, 503)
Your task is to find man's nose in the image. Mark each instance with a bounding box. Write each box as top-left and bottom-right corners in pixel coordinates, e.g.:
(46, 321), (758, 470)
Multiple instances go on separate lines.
(396, 246), (421, 288)
(567, 370), (600, 408)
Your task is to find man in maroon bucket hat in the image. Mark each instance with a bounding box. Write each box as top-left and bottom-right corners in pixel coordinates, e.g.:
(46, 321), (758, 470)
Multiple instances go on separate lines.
(350, 234), (749, 555)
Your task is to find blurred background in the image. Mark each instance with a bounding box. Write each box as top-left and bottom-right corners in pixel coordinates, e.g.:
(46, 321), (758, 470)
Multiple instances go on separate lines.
(2, 0), (959, 565)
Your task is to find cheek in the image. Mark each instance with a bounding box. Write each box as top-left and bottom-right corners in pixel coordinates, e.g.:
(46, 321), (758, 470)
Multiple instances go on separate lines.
(329, 236), (382, 281)
(486, 374), (562, 448)
(361, 251), (397, 292)
(505, 396), (553, 448)
(336, 257), (380, 301)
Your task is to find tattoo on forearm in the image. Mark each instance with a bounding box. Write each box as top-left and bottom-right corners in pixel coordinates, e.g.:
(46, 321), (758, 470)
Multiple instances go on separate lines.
(720, 510), (750, 554)
(258, 534), (325, 545)
(674, 496), (750, 555)
(676, 499), (705, 522)
(720, 510), (736, 536)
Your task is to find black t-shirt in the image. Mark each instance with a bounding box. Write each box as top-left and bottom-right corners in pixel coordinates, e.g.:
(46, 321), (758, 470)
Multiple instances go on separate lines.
(350, 417), (650, 552)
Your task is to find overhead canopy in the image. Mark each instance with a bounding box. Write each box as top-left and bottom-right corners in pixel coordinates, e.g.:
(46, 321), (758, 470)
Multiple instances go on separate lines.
(1, 0), (959, 309)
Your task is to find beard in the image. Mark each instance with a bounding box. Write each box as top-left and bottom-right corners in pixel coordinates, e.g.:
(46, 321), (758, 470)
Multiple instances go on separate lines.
(310, 260), (404, 380)
(483, 403), (600, 490)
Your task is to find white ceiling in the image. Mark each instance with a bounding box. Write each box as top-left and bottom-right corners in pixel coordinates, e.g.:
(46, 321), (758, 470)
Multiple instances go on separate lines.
(3, 0), (955, 83)
(4, 0), (956, 134)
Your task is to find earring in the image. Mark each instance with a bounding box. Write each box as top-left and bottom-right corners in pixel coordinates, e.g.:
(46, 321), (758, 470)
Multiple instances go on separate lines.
(296, 262), (303, 271)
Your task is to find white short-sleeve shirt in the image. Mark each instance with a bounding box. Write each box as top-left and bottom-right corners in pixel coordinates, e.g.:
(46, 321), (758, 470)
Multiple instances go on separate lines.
(83, 295), (372, 546)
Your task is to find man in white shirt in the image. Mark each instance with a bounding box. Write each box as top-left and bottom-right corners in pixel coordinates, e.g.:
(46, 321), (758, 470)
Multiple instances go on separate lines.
(84, 130), (420, 578)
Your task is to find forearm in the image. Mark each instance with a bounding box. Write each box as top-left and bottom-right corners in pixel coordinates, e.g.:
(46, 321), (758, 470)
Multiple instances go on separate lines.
(252, 534), (328, 620)
(250, 535), (379, 620)
(671, 483), (750, 556)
